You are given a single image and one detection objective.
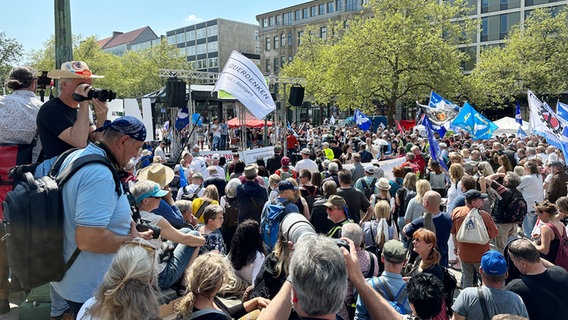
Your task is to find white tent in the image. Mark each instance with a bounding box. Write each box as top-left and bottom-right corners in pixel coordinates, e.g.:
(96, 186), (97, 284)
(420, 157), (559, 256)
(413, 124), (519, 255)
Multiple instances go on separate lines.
(492, 116), (530, 137)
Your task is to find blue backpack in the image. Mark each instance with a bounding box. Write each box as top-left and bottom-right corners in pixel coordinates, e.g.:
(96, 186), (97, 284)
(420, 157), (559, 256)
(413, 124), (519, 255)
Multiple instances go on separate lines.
(372, 277), (408, 315)
(260, 200), (291, 251)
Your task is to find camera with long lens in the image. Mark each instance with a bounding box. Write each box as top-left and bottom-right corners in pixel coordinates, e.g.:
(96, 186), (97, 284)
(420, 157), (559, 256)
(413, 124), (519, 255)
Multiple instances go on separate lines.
(281, 213), (316, 244)
(36, 71), (50, 90)
(72, 88), (116, 102)
(136, 220), (161, 239)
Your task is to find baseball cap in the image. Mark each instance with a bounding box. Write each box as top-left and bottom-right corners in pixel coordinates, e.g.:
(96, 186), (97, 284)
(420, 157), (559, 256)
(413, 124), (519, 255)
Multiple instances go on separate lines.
(134, 183), (168, 203)
(212, 153), (221, 160)
(301, 148), (311, 155)
(481, 250), (507, 276)
(382, 240), (407, 264)
(364, 164), (376, 174)
(278, 180), (298, 191)
(464, 189), (487, 201)
(281, 157), (291, 167)
(323, 195), (347, 209)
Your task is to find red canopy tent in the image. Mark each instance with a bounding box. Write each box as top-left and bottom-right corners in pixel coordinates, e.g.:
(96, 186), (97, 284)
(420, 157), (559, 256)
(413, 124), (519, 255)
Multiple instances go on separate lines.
(227, 115), (272, 128)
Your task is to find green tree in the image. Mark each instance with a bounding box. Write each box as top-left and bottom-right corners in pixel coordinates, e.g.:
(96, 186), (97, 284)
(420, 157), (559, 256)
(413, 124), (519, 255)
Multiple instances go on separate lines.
(469, 8), (568, 106)
(28, 37), (189, 98)
(0, 32), (24, 85)
(281, 0), (475, 123)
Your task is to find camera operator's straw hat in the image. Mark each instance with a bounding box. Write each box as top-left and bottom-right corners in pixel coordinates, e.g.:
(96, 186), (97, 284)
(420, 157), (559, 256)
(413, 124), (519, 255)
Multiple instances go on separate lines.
(47, 61), (104, 79)
(137, 163), (174, 188)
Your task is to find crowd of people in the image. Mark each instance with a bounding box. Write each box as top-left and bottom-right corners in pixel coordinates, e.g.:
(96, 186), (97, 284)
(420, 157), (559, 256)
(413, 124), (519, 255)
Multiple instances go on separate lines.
(2, 62), (568, 320)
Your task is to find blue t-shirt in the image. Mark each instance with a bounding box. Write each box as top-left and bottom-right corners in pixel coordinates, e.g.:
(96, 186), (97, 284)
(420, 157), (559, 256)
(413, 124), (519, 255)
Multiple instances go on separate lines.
(52, 143), (131, 302)
(403, 212), (452, 267)
(152, 200), (185, 229)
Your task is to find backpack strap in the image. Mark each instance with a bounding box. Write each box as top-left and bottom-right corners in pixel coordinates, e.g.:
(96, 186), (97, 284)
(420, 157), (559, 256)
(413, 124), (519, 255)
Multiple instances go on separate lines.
(361, 179), (368, 190)
(54, 153), (122, 196)
(546, 223), (564, 239)
(370, 178), (377, 192)
(477, 286), (490, 320)
(195, 200), (212, 220)
(366, 251), (376, 278)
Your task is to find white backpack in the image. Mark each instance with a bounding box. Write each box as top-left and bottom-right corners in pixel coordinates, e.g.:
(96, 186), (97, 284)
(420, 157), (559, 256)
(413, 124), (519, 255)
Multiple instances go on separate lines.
(456, 208), (490, 245)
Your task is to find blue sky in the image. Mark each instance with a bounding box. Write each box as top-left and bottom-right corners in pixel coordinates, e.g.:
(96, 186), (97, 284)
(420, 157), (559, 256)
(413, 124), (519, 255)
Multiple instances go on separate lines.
(1, 0), (307, 59)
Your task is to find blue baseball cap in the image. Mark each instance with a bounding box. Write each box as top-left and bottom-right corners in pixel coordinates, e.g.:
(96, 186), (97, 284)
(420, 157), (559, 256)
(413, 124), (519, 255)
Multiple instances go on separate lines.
(278, 180), (298, 191)
(481, 250), (507, 276)
(135, 184), (168, 203)
(94, 116), (146, 141)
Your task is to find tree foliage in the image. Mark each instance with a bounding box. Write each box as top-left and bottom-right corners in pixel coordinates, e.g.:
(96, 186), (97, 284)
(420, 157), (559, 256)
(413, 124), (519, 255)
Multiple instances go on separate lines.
(468, 8), (568, 106)
(28, 36), (189, 98)
(280, 0), (475, 121)
(0, 32), (24, 83)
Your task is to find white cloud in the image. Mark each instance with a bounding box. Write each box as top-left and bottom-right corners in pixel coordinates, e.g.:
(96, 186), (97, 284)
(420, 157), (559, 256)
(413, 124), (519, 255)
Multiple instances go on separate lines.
(185, 15), (203, 24)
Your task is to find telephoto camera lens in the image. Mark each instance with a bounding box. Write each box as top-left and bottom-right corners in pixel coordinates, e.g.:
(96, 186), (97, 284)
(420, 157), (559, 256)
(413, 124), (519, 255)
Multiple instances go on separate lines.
(87, 88), (116, 102)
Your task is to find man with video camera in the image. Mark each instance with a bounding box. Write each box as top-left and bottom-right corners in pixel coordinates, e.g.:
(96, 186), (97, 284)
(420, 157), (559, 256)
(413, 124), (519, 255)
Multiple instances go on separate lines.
(35, 61), (110, 176)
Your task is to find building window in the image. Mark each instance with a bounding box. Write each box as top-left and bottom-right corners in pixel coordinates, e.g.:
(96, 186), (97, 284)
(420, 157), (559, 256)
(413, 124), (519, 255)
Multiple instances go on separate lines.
(274, 35), (279, 49)
(346, 0), (361, 11)
(481, 12), (519, 41)
(295, 10), (301, 20)
(283, 12), (293, 25)
(207, 41), (218, 53)
(196, 28), (206, 39)
(178, 47), (186, 57)
(276, 15), (281, 25)
(525, 0), (561, 5)
(303, 7), (309, 18)
(266, 37), (271, 50)
(269, 16), (275, 26)
(281, 33), (286, 47)
(266, 59), (271, 73)
(288, 32), (293, 46)
(319, 3), (326, 14)
(289, 56), (293, 62)
(327, 1), (335, 13)
(187, 46), (196, 56)
(196, 43), (206, 54)
(298, 31), (304, 46)
(281, 56), (286, 67)
(167, 35), (176, 44)
(320, 26), (327, 40)
(311, 6), (317, 16)
(263, 18), (268, 28)
(274, 58), (280, 72)
(336, 0), (343, 11)
(207, 25), (218, 37)
(176, 33), (185, 43)
(209, 57), (218, 68)
(186, 30), (195, 41)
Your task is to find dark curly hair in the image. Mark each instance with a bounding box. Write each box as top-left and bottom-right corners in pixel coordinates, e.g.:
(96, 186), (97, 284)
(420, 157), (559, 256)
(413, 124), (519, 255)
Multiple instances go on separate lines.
(229, 220), (266, 270)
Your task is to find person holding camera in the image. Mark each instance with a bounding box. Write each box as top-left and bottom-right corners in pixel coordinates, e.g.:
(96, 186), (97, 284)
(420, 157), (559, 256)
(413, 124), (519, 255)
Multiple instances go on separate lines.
(130, 180), (205, 291)
(35, 61), (109, 176)
(50, 116), (153, 316)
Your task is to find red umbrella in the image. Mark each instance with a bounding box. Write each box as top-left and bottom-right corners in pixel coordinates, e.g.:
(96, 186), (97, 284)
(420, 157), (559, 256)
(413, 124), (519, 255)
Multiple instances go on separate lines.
(227, 115), (272, 128)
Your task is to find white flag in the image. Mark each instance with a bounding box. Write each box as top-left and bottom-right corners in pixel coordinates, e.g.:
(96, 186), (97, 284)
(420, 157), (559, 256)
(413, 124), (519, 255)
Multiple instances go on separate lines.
(213, 50), (276, 120)
(330, 115), (336, 125)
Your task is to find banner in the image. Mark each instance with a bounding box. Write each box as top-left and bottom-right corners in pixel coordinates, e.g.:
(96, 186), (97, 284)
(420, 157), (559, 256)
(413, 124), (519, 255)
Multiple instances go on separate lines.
(212, 50), (276, 120)
(528, 90), (568, 160)
(451, 102), (497, 140)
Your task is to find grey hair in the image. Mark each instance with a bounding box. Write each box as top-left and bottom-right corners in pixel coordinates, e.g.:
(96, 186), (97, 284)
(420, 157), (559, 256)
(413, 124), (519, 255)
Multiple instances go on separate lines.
(341, 223), (363, 248)
(290, 235), (347, 316)
(130, 180), (159, 204)
(175, 200), (192, 214)
(505, 171), (521, 188)
(225, 178), (242, 198)
(86, 240), (160, 320)
(57, 78), (74, 92)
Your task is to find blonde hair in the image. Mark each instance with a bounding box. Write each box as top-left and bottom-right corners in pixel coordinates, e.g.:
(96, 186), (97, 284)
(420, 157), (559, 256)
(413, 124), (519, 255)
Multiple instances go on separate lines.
(175, 253), (231, 319)
(202, 184), (219, 202)
(269, 174), (282, 189)
(414, 179), (432, 204)
(86, 241), (160, 320)
(373, 200), (391, 248)
(449, 163), (465, 184)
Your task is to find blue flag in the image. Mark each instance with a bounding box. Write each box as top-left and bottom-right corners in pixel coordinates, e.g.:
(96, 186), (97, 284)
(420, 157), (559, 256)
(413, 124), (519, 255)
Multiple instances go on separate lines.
(515, 101), (523, 126)
(191, 112), (203, 126)
(354, 109), (372, 131)
(179, 168), (188, 188)
(517, 126), (527, 138)
(175, 107), (190, 131)
(427, 91), (460, 126)
(422, 116), (447, 170)
(287, 122), (298, 137)
(451, 102), (498, 140)
(557, 101), (568, 121)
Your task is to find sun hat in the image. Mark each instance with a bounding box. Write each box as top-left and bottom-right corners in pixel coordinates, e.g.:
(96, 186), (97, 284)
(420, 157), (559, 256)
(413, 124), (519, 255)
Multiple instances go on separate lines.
(47, 61), (104, 79)
(376, 178), (391, 190)
(134, 183), (169, 203)
(244, 165), (258, 180)
(137, 163), (175, 188)
(93, 116), (147, 142)
(364, 164), (376, 174)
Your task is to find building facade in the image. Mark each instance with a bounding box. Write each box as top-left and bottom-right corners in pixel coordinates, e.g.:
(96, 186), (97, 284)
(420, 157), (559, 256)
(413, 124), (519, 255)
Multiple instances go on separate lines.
(165, 18), (260, 73)
(98, 26), (161, 56)
(257, 0), (568, 74)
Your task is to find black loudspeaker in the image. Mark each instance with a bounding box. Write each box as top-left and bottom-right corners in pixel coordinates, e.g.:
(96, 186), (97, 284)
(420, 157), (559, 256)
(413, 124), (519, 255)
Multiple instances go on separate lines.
(288, 86), (305, 107)
(165, 78), (186, 108)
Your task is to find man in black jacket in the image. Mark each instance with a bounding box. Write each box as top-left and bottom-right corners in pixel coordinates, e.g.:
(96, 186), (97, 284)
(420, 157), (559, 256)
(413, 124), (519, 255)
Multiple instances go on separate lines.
(266, 145), (283, 174)
(236, 165), (269, 223)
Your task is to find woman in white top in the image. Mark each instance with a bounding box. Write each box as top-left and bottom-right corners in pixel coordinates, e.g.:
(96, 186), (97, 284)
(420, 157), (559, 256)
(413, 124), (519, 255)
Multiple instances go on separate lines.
(228, 220), (267, 285)
(77, 238), (160, 320)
